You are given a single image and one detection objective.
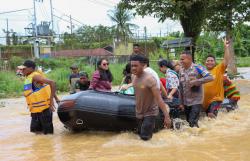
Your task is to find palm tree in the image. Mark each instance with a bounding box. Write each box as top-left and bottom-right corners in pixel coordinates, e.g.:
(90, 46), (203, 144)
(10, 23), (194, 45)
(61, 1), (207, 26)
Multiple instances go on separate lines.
(108, 3), (138, 43)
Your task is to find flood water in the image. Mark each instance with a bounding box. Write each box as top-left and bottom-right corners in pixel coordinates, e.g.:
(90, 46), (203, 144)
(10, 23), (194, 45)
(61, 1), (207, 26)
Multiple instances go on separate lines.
(1, 70), (250, 161)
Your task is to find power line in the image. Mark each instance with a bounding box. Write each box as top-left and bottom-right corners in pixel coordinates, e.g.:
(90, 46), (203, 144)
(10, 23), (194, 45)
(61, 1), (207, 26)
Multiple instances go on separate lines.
(38, 4), (49, 20)
(53, 8), (84, 26)
(0, 18), (31, 22)
(70, 17), (84, 26)
(0, 14), (31, 17)
(53, 15), (71, 24)
(53, 14), (81, 27)
(0, 8), (32, 15)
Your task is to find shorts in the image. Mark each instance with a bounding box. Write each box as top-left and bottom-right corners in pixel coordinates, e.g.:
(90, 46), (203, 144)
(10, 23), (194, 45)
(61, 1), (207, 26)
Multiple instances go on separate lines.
(137, 116), (156, 141)
(30, 108), (54, 134)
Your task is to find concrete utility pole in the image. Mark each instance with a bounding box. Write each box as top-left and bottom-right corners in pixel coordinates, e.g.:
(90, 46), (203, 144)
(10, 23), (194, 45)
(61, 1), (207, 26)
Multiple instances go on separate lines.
(50, 0), (54, 34)
(3, 19), (14, 45)
(33, 0), (39, 58)
(49, 0), (54, 57)
(6, 19), (10, 45)
(70, 15), (73, 35)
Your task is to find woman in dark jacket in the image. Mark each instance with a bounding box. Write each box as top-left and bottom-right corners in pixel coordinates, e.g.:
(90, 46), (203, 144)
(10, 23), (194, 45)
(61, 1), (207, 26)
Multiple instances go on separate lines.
(90, 58), (113, 91)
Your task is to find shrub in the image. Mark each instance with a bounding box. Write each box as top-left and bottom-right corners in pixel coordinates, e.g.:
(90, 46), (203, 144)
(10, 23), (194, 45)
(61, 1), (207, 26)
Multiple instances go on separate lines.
(9, 56), (24, 70)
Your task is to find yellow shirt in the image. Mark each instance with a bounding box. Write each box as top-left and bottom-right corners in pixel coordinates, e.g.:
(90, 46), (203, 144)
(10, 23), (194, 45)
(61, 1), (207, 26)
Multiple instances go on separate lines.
(203, 62), (226, 110)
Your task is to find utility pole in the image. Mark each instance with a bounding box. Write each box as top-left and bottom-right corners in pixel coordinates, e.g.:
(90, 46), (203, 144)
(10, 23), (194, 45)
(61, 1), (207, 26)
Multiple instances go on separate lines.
(50, 0), (54, 34)
(49, 0), (54, 57)
(6, 19), (10, 45)
(69, 15), (74, 50)
(33, 0), (39, 58)
(70, 15), (73, 35)
(3, 19), (15, 45)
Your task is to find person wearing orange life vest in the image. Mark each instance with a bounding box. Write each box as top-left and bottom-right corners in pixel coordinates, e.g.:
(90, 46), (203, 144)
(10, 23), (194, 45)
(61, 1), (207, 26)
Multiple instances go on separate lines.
(19, 60), (58, 134)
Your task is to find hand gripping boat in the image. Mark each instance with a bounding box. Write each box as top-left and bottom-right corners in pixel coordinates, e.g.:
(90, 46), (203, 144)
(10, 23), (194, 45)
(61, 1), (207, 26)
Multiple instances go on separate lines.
(57, 90), (180, 132)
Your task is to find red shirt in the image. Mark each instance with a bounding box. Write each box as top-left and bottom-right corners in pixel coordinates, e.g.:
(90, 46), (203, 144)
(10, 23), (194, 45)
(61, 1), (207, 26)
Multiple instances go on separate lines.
(90, 70), (112, 92)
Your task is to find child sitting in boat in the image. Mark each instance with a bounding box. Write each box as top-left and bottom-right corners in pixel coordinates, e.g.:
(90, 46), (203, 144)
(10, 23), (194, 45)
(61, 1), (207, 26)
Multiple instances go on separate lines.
(119, 74), (134, 95)
(119, 63), (134, 95)
(75, 72), (90, 92)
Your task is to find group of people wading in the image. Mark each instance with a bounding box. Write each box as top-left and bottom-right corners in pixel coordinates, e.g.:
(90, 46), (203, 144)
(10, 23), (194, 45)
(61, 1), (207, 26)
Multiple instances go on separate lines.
(18, 38), (240, 141)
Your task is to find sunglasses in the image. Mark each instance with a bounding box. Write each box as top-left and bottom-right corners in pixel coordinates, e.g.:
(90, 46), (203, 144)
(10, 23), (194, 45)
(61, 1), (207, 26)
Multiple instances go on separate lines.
(80, 77), (87, 79)
(102, 63), (109, 66)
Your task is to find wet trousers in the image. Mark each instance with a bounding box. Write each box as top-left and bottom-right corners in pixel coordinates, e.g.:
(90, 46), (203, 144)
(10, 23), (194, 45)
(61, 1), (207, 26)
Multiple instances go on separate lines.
(184, 104), (201, 128)
(137, 116), (156, 141)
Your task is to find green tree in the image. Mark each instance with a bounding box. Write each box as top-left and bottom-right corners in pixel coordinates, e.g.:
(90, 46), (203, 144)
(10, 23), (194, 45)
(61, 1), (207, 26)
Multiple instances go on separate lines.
(205, 0), (250, 73)
(120, 0), (209, 58)
(108, 3), (138, 43)
(233, 24), (250, 57)
(59, 25), (115, 50)
(206, 0), (249, 38)
(76, 25), (115, 44)
(76, 25), (97, 44)
(61, 32), (78, 49)
(195, 32), (223, 62)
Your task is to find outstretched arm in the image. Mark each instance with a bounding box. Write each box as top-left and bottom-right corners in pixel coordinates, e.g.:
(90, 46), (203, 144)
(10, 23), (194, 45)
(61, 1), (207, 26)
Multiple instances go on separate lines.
(223, 38), (231, 68)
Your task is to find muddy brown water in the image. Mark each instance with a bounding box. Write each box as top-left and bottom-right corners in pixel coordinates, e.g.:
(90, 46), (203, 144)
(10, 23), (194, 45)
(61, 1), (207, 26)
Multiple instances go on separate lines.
(1, 80), (250, 161)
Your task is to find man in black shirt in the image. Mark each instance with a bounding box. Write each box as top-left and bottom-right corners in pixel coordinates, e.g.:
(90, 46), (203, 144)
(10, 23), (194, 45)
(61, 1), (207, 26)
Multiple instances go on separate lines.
(75, 72), (90, 92)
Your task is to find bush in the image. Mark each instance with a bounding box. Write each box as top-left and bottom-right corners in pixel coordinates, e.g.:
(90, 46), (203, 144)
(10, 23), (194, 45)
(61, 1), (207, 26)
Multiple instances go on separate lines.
(46, 68), (70, 93)
(9, 56), (24, 70)
(109, 63), (126, 85)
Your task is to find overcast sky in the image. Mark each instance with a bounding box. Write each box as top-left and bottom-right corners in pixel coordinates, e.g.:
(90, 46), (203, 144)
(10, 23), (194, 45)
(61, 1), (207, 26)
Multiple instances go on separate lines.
(0, 0), (182, 43)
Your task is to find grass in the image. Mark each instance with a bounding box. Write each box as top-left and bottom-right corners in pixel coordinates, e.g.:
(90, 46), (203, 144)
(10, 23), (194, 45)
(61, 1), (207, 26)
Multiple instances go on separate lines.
(0, 71), (23, 98)
(236, 57), (250, 67)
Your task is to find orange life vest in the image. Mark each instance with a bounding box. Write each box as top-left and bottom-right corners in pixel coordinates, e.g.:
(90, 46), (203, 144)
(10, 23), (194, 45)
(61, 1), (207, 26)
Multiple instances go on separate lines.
(24, 71), (51, 113)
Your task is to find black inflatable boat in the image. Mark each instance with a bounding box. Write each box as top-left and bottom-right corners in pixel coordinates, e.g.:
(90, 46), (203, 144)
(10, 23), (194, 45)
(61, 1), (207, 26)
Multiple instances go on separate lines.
(57, 90), (180, 132)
